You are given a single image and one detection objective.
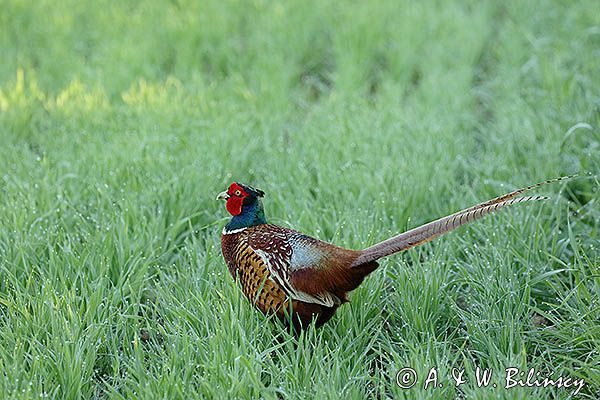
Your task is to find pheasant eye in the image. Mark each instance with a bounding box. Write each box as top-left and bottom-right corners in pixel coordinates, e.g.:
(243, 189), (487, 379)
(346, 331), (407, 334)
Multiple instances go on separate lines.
(234, 190), (242, 196)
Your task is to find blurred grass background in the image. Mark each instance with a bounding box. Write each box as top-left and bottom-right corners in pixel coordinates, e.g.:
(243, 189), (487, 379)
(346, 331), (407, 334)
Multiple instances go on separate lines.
(0, 0), (599, 398)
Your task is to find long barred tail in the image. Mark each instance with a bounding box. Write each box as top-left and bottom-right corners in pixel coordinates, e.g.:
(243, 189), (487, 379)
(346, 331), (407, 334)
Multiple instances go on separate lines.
(351, 176), (574, 267)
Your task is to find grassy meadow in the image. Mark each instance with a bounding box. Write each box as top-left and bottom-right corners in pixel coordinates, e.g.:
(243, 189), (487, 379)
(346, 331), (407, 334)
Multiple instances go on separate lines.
(1, 0), (599, 398)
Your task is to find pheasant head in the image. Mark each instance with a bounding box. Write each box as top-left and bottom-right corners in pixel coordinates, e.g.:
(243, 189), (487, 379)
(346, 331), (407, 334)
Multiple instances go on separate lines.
(217, 182), (267, 231)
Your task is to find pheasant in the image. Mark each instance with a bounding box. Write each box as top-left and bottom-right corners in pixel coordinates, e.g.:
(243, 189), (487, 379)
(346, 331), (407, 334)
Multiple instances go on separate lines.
(217, 177), (568, 331)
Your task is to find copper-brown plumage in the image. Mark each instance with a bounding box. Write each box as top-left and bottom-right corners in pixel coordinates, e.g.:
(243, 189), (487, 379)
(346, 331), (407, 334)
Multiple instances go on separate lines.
(217, 177), (571, 331)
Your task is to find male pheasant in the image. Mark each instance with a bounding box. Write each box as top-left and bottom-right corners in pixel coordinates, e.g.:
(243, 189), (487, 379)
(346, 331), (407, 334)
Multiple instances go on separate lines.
(218, 178), (568, 331)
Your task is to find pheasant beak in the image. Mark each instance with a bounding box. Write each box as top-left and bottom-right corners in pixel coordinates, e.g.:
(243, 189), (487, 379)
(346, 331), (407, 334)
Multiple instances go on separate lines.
(216, 191), (230, 201)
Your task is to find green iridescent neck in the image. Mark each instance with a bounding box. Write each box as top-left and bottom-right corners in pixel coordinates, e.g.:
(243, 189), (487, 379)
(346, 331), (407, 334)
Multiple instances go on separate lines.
(225, 199), (267, 231)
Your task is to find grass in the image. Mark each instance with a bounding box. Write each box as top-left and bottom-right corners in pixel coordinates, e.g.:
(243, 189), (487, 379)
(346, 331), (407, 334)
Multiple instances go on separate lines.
(0, 0), (599, 398)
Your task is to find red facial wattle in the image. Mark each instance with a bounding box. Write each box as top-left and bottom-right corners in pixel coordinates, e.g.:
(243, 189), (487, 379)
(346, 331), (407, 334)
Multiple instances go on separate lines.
(225, 183), (249, 216)
(226, 196), (244, 215)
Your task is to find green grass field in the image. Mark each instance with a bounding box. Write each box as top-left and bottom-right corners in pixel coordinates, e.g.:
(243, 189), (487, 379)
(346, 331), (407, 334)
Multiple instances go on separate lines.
(1, 0), (599, 398)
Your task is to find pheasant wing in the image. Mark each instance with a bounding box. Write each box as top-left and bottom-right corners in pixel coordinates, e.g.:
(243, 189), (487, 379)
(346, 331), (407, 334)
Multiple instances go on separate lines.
(247, 225), (339, 307)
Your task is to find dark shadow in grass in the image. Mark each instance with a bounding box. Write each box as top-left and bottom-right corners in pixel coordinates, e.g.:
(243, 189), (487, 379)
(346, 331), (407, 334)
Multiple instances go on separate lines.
(200, 52), (230, 81)
(408, 67), (422, 92)
(368, 49), (422, 104)
(367, 51), (388, 103)
(296, 31), (334, 103)
(401, 66), (423, 102)
(299, 67), (333, 102)
(159, 47), (177, 77)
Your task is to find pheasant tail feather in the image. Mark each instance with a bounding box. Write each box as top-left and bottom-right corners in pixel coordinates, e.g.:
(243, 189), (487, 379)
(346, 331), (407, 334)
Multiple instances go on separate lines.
(351, 175), (574, 267)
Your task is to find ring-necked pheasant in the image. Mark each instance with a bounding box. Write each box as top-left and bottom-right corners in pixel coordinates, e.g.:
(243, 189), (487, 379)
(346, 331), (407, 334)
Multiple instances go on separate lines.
(218, 177), (569, 331)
